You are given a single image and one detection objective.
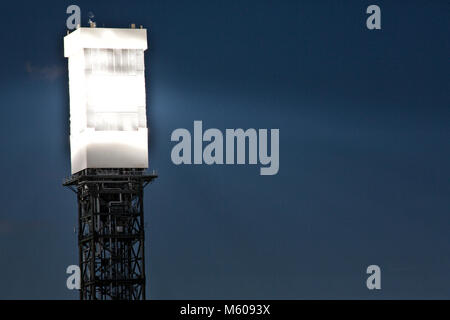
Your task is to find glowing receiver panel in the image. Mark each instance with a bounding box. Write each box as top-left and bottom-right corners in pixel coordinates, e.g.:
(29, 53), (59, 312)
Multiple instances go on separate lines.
(64, 27), (148, 174)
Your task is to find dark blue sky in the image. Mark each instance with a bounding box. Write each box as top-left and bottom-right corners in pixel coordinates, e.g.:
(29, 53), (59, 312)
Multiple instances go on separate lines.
(0, 0), (448, 299)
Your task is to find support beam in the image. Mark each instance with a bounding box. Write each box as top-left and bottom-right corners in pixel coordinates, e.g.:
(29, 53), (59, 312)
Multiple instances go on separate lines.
(64, 168), (157, 300)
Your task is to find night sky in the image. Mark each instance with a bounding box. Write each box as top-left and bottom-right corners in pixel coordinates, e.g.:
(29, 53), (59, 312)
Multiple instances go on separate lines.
(0, 0), (449, 299)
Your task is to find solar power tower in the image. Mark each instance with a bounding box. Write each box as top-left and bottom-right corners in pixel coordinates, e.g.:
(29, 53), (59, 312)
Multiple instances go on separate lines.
(63, 25), (157, 300)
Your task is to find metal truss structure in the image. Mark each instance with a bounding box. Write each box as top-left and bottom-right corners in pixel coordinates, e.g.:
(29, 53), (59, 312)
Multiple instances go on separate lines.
(64, 168), (157, 300)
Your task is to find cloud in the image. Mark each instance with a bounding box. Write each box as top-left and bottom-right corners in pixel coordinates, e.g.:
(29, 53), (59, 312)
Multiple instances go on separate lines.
(25, 61), (64, 81)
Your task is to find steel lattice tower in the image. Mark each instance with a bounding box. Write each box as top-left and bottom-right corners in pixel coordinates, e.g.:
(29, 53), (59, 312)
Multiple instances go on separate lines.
(64, 168), (157, 300)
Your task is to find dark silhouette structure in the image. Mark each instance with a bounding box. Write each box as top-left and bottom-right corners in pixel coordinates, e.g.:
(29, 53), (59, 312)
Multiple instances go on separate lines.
(64, 168), (157, 300)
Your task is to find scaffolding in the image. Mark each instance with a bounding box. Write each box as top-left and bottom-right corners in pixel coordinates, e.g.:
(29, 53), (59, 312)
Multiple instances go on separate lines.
(64, 168), (157, 300)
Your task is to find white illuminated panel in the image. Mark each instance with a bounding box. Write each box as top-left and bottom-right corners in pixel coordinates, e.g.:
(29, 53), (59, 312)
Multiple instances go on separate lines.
(64, 27), (149, 174)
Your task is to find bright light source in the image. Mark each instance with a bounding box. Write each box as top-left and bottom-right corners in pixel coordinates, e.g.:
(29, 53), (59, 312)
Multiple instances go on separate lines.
(64, 27), (149, 174)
